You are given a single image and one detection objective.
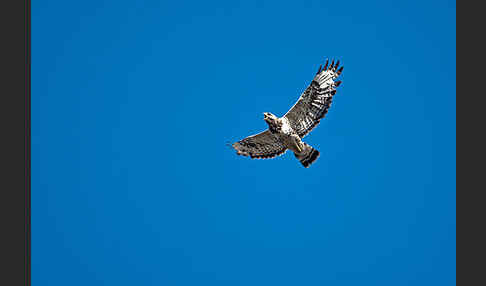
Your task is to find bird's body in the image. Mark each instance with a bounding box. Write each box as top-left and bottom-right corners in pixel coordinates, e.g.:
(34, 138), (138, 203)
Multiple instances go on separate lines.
(265, 115), (303, 153)
(231, 59), (343, 168)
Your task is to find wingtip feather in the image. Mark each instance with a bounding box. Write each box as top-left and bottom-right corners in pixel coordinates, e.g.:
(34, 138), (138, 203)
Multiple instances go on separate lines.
(338, 66), (343, 74)
(323, 59), (329, 70)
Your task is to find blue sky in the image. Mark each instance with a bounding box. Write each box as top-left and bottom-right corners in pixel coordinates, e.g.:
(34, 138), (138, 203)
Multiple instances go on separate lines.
(32, 1), (456, 285)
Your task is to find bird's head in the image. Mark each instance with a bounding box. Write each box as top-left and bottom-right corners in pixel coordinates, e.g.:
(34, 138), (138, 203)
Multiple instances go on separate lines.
(263, 112), (277, 123)
(263, 112), (280, 132)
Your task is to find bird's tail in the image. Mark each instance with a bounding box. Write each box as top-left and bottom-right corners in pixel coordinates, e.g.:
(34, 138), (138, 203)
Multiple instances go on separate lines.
(294, 143), (320, 168)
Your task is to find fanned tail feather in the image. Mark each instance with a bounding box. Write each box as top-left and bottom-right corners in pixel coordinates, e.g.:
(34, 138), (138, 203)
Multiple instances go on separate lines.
(294, 143), (320, 168)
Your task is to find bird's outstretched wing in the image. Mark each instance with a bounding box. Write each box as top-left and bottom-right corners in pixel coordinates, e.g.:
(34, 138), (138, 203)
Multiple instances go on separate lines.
(232, 130), (287, 159)
(284, 59), (343, 138)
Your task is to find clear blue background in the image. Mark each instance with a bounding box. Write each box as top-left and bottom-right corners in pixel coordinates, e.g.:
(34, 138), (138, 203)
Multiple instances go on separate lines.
(32, 1), (456, 285)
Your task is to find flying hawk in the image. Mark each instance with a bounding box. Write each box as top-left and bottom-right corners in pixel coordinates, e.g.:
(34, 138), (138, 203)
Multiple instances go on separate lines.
(231, 59), (343, 168)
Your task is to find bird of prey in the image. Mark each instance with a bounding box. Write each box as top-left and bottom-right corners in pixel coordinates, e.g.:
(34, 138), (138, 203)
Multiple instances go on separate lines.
(231, 59), (343, 168)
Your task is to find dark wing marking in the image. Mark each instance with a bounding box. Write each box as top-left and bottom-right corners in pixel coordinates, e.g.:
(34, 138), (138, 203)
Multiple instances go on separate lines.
(232, 130), (287, 159)
(284, 59), (343, 138)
